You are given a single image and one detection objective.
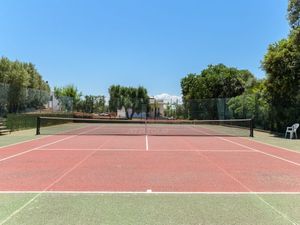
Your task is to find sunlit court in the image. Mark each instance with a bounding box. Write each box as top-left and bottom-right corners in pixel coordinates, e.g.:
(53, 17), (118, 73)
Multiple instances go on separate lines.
(0, 119), (300, 224)
(1, 119), (300, 193)
(1, 136), (300, 193)
(1, 0), (300, 224)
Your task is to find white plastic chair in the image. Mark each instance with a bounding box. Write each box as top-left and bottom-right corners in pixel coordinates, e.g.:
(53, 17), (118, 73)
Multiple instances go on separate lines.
(285, 123), (299, 139)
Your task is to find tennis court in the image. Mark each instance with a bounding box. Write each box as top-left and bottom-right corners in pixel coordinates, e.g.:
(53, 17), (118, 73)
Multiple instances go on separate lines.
(0, 118), (300, 224)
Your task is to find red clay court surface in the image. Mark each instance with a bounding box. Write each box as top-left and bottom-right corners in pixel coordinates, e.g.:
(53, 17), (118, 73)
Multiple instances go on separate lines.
(0, 128), (300, 193)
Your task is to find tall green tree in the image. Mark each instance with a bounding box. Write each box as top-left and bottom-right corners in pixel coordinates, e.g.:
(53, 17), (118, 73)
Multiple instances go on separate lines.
(288, 0), (300, 29)
(54, 85), (82, 111)
(257, 0), (300, 132)
(81, 95), (105, 113)
(227, 79), (269, 129)
(108, 85), (149, 119)
(181, 64), (255, 100)
(262, 28), (300, 131)
(200, 64), (254, 98)
(0, 57), (50, 113)
(181, 64), (255, 119)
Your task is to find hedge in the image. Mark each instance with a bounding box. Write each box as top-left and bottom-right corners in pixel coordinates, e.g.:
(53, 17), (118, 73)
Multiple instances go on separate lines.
(6, 113), (73, 131)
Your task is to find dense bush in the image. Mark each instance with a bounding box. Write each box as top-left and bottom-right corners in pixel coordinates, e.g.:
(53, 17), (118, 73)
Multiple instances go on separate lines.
(6, 113), (73, 131)
(0, 57), (50, 114)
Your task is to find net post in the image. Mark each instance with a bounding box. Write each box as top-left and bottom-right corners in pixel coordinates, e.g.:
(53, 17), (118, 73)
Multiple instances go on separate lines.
(250, 118), (254, 137)
(36, 117), (41, 135)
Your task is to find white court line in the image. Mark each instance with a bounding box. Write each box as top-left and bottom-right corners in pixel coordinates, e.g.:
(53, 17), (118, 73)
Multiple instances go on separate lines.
(0, 126), (102, 163)
(0, 191), (299, 194)
(145, 135), (149, 151)
(0, 151), (97, 225)
(183, 134), (299, 225)
(0, 125), (93, 150)
(35, 148), (254, 152)
(1, 127), (299, 224)
(243, 136), (300, 154)
(189, 126), (300, 167)
(198, 148), (298, 225)
(220, 137), (300, 167)
(0, 136), (114, 225)
(0, 135), (48, 149)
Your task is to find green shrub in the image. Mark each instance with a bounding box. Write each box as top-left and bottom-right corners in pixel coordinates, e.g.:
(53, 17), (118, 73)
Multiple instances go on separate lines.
(6, 113), (73, 131)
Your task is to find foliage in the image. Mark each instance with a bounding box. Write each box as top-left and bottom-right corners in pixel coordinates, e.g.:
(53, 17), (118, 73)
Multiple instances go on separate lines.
(288, 0), (300, 29)
(164, 103), (174, 118)
(181, 64), (256, 119)
(53, 86), (107, 114)
(181, 64), (255, 100)
(227, 80), (270, 129)
(0, 57), (50, 114)
(108, 85), (149, 119)
(164, 102), (186, 119)
(200, 64), (255, 98)
(262, 28), (300, 131)
(79, 95), (105, 113)
(6, 113), (72, 131)
(164, 102), (176, 118)
(54, 85), (81, 112)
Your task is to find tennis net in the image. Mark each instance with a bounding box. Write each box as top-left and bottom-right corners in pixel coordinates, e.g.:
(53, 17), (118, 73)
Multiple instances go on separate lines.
(36, 117), (254, 137)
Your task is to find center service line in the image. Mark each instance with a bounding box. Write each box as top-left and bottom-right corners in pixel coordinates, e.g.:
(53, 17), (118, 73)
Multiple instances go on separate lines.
(145, 135), (149, 151)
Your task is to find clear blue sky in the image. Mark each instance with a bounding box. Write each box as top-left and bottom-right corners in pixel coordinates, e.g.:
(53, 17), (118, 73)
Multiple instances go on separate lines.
(0, 0), (289, 97)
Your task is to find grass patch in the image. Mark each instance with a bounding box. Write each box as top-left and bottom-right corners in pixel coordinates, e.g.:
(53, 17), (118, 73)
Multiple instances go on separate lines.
(0, 193), (299, 225)
(252, 130), (300, 152)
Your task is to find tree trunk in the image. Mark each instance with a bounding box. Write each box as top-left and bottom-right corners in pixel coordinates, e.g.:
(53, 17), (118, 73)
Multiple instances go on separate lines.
(125, 108), (130, 119)
(130, 110), (135, 119)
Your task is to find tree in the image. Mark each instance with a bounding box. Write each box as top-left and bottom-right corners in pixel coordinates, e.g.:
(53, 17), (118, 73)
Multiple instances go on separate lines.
(227, 80), (269, 129)
(6, 61), (29, 113)
(163, 101), (186, 119)
(181, 64), (255, 100)
(262, 29), (300, 131)
(54, 85), (82, 111)
(81, 95), (105, 113)
(181, 64), (255, 119)
(24, 63), (50, 109)
(108, 85), (149, 119)
(288, 0), (300, 29)
(0, 57), (50, 113)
